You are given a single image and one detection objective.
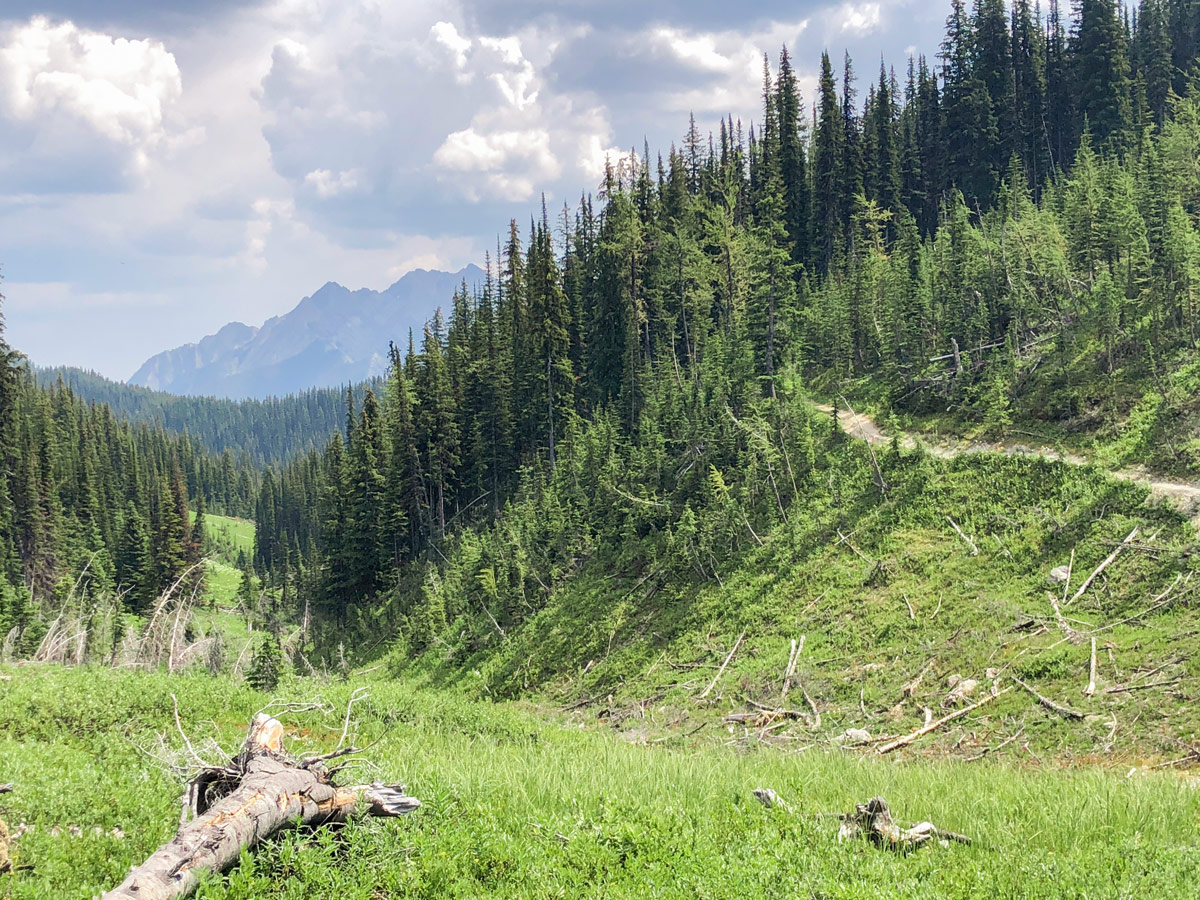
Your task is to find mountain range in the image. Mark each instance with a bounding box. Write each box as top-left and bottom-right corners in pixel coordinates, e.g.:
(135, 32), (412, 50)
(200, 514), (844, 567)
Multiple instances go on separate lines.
(129, 265), (484, 399)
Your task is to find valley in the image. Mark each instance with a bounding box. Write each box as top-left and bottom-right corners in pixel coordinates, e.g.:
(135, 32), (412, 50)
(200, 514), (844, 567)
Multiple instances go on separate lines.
(5, 0), (1200, 897)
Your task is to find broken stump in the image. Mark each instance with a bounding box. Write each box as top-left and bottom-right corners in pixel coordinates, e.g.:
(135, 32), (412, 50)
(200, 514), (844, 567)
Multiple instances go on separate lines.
(101, 713), (420, 900)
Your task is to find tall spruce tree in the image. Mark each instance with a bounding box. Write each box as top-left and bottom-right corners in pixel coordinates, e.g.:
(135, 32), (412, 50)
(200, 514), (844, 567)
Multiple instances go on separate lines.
(812, 51), (844, 273)
(1074, 0), (1134, 147)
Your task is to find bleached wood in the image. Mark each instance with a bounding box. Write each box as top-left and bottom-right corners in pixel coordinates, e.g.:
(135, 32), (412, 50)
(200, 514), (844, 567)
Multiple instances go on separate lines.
(699, 630), (745, 699)
(101, 715), (418, 900)
(1065, 527), (1138, 607)
(876, 689), (1006, 754)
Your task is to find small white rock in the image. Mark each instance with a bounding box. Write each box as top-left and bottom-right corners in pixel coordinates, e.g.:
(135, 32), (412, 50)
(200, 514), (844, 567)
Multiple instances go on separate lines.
(836, 728), (873, 746)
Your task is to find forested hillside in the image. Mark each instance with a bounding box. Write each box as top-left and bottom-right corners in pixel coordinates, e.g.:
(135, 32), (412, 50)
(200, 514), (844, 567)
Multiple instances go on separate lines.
(0, 304), (260, 646)
(37, 366), (369, 465)
(246, 0), (1200, 674)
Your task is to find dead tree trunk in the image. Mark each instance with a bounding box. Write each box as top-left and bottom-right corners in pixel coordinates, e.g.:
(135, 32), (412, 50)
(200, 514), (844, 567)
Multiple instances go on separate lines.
(102, 714), (419, 900)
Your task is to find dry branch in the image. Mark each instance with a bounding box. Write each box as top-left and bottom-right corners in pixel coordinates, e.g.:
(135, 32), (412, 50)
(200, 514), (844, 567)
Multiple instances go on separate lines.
(1084, 638), (1097, 698)
(839, 797), (971, 849)
(946, 516), (979, 556)
(1065, 527), (1138, 607)
(101, 713), (419, 900)
(699, 630), (745, 699)
(780, 636), (804, 699)
(876, 689), (1006, 754)
(1105, 678), (1183, 695)
(1012, 676), (1085, 719)
(902, 659), (936, 698)
(752, 792), (970, 850)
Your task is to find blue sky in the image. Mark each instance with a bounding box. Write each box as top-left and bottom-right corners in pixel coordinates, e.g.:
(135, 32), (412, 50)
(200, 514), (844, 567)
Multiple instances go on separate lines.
(0, 0), (946, 379)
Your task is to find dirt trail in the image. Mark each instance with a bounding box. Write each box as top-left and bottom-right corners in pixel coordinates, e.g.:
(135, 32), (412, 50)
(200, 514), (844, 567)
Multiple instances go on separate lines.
(814, 402), (1200, 520)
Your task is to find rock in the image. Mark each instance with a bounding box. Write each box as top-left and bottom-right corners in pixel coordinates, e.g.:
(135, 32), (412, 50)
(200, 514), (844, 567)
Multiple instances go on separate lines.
(836, 728), (873, 746)
(945, 676), (979, 705)
(1048, 565), (1071, 584)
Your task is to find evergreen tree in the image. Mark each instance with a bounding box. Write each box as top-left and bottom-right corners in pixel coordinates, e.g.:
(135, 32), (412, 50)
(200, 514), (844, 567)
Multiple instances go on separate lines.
(1013, 0), (1050, 192)
(1074, 0), (1134, 147)
(775, 46), (812, 266)
(811, 51), (844, 272)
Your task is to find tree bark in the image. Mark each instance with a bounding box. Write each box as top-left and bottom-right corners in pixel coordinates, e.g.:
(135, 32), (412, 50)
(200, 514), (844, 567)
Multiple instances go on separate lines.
(102, 714), (419, 900)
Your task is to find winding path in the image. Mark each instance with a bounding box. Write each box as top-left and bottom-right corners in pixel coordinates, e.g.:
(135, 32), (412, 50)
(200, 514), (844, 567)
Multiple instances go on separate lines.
(815, 402), (1200, 521)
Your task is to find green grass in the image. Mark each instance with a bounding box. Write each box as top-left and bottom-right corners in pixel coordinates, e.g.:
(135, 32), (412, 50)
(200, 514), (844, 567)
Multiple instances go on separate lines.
(197, 513), (256, 565)
(188, 513), (257, 647)
(1, 666), (1199, 899)
(404, 443), (1200, 765)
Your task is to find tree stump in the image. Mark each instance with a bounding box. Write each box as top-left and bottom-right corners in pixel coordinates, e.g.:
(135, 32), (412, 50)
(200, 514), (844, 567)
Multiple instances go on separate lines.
(101, 713), (419, 900)
(838, 797), (970, 850)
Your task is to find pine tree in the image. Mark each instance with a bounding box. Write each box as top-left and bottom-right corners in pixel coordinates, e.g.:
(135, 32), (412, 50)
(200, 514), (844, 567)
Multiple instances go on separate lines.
(942, 0), (1000, 202)
(974, 0), (1016, 175)
(775, 46), (811, 266)
(839, 53), (865, 251)
(811, 51), (844, 273)
(1013, 0), (1050, 193)
(1046, 0), (1075, 171)
(868, 62), (904, 219)
(345, 388), (387, 601)
(1074, 0), (1134, 147)
(247, 633), (283, 691)
(416, 315), (460, 539)
(1135, 0), (1173, 125)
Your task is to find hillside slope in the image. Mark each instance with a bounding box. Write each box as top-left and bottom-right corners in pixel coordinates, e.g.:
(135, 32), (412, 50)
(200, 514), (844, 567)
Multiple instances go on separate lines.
(394, 404), (1198, 765)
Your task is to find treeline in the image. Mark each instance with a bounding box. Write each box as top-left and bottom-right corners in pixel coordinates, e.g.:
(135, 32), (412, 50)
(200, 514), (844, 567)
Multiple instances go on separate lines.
(248, 0), (1200, 656)
(37, 366), (371, 465)
(0, 308), (262, 642)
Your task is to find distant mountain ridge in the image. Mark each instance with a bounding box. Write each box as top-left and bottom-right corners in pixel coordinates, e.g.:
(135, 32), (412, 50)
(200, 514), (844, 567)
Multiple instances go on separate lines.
(130, 265), (484, 398)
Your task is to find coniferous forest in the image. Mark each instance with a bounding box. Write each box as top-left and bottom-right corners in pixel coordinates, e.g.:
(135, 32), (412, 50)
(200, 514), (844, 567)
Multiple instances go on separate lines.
(36, 366), (374, 466)
(0, 304), (260, 644)
(13, 3), (1200, 898)
(242, 0), (1200, 658)
(5, 0), (1200, 665)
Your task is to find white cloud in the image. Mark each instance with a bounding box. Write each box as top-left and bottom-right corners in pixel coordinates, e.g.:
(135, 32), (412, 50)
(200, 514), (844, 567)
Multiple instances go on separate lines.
(0, 16), (182, 173)
(650, 28), (736, 74)
(304, 167), (362, 197)
(0, 0), (946, 380)
(838, 3), (883, 35)
(431, 21), (471, 72)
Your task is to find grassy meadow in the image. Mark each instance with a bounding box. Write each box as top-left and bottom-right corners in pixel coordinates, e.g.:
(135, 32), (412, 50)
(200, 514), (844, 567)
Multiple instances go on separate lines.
(2, 666), (1200, 899)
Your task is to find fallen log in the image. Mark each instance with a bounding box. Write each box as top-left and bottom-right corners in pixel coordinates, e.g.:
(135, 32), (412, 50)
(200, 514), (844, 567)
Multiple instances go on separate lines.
(0, 784), (9, 874)
(101, 712), (420, 900)
(1012, 676), (1085, 719)
(1065, 527), (1138, 607)
(699, 629), (745, 699)
(876, 688), (1007, 754)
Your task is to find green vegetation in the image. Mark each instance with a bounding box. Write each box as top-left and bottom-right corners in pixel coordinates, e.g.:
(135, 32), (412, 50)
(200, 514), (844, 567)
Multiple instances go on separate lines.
(3, 667), (1200, 900)
(36, 366), (370, 466)
(6, 3), (1200, 896)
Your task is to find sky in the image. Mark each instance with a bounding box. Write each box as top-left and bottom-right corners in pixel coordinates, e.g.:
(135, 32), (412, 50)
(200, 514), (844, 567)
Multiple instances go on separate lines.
(0, 0), (947, 380)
